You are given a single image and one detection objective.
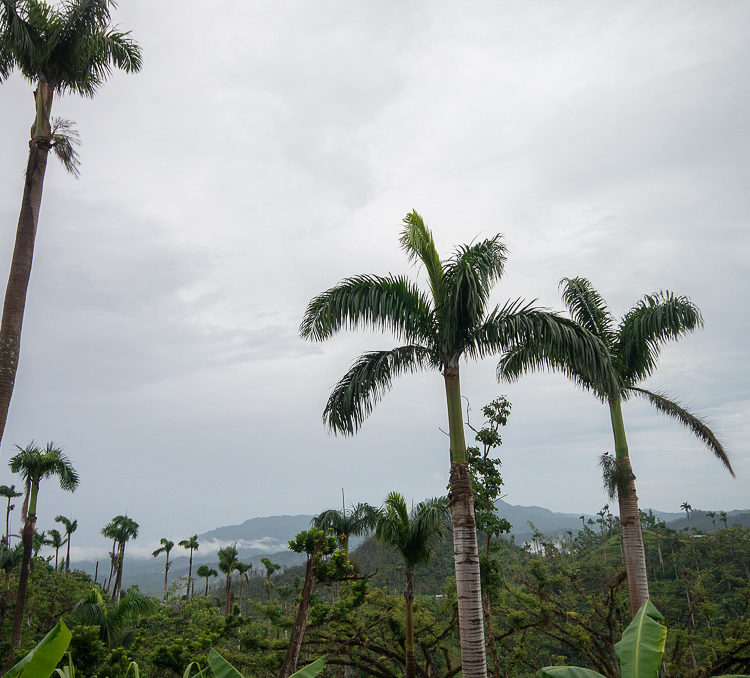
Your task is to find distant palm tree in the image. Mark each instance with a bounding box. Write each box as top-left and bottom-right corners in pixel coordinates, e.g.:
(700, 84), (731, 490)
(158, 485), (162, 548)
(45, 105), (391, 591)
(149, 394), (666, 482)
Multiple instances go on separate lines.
(178, 534), (199, 598)
(101, 515), (139, 603)
(8, 441), (78, 647)
(54, 514), (77, 573)
(32, 529), (51, 557)
(218, 545), (239, 615)
(234, 560), (251, 609)
(0, 0), (142, 448)
(720, 511), (728, 530)
(706, 511), (717, 532)
(498, 277), (733, 615)
(300, 212), (611, 677)
(313, 498), (379, 556)
(47, 528), (66, 570)
(196, 564), (218, 597)
(0, 484), (22, 545)
(681, 502), (693, 527)
(375, 493), (449, 678)
(152, 538), (174, 601)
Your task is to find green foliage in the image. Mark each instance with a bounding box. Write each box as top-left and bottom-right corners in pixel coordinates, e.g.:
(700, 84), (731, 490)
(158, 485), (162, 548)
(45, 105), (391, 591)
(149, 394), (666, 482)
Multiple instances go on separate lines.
(5, 620), (71, 678)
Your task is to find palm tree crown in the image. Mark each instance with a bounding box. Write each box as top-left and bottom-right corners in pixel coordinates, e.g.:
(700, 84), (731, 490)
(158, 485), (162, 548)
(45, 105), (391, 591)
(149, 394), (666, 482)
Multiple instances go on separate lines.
(9, 442), (78, 516)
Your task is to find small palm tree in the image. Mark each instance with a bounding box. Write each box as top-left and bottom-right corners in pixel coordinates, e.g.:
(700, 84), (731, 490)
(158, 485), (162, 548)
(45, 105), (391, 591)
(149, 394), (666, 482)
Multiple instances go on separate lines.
(375, 493), (450, 678)
(32, 529), (51, 557)
(0, 484), (22, 546)
(706, 511), (717, 532)
(498, 277), (733, 614)
(300, 212), (612, 676)
(218, 545), (239, 615)
(8, 441), (79, 647)
(234, 560), (252, 610)
(178, 534), (199, 598)
(260, 557), (281, 603)
(101, 515), (139, 603)
(152, 538), (174, 601)
(313, 498), (379, 556)
(47, 528), (66, 570)
(196, 564), (218, 597)
(54, 514), (77, 573)
(0, 0), (142, 448)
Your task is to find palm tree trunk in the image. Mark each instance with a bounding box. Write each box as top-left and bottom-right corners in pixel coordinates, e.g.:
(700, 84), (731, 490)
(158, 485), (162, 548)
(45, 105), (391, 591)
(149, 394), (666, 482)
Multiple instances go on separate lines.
(187, 551), (193, 599)
(204, 577), (209, 597)
(609, 396), (649, 614)
(65, 535), (71, 574)
(114, 543), (125, 602)
(0, 82), (54, 448)
(163, 553), (169, 600)
(404, 565), (417, 678)
(444, 365), (487, 678)
(224, 573), (231, 615)
(11, 515), (35, 648)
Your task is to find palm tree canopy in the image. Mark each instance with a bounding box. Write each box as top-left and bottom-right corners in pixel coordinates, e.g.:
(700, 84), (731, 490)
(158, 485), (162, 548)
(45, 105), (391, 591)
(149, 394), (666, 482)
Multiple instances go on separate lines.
(8, 442), (79, 495)
(47, 528), (65, 549)
(152, 538), (174, 558)
(313, 503), (379, 539)
(101, 514), (139, 544)
(55, 514), (77, 534)
(0, 542), (23, 572)
(375, 492), (449, 568)
(0, 484), (22, 500)
(300, 212), (615, 435)
(196, 565), (217, 579)
(0, 0), (141, 96)
(217, 545), (238, 574)
(179, 535), (199, 551)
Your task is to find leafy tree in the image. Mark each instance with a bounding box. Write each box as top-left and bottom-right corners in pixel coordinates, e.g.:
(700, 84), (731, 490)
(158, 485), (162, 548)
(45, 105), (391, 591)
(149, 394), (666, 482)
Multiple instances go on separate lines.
(498, 277), (733, 614)
(375, 492), (449, 678)
(7, 441), (78, 647)
(152, 538), (174, 601)
(197, 564), (218, 598)
(54, 515), (77, 574)
(218, 545), (239, 616)
(0, 484), (22, 546)
(0, 0), (142, 448)
(179, 534), (199, 598)
(101, 514), (139, 603)
(300, 211), (612, 677)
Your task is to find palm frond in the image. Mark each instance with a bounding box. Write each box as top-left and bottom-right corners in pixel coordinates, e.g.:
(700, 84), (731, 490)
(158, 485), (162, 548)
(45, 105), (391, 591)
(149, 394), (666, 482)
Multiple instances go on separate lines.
(51, 117), (80, 176)
(559, 277), (615, 343)
(300, 274), (434, 344)
(399, 211), (445, 307)
(614, 292), (703, 385)
(324, 345), (437, 435)
(627, 387), (733, 477)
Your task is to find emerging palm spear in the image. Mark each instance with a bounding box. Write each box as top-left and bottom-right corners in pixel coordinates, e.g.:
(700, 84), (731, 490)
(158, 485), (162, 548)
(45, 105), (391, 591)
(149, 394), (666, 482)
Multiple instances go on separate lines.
(498, 276), (733, 614)
(301, 212), (615, 678)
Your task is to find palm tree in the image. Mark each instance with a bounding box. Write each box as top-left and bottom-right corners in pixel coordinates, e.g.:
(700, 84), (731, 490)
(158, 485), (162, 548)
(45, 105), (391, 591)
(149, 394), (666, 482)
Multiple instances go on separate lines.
(234, 560), (251, 610)
(300, 211), (613, 676)
(260, 557), (281, 603)
(217, 545), (238, 615)
(0, 542), (22, 629)
(178, 534), (199, 598)
(7, 441), (78, 647)
(54, 514), (77, 573)
(101, 514), (139, 603)
(0, 484), (22, 545)
(32, 529), (50, 557)
(0, 0), (142, 448)
(498, 276), (733, 614)
(375, 492), (450, 678)
(196, 564), (218, 597)
(152, 538), (174, 601)
(47, 528), (66, 570)
(313, 497), (379, 556)
(706, 511), (717, 532)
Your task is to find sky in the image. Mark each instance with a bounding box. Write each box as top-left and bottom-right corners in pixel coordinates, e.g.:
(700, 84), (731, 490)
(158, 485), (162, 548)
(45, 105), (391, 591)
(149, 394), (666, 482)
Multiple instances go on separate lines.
(0, 1), (748, 562)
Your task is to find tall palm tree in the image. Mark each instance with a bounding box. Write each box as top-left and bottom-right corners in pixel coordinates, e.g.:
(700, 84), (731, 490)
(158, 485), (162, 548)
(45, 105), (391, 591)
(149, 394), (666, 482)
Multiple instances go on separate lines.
(498, 276), (733, 614)
(0, 484), (22, 545)
(300, 211), (613, 677)
(313, 497), (379, 556)
(47, 528), (66, 570)
(234, 560), (251, 610)
(178, 534), (199, 598)
(101, 514), (139, 603)
(7, 441), (78, 647)
(0, 0), (141, 448)
(54, 514), (77, 573)
(260, 557), (280, 603)
(196, 564), (218, 597)
(375, 492), (449, 678)
(152, 538), (174, 601)
(217, 544), (238, 615)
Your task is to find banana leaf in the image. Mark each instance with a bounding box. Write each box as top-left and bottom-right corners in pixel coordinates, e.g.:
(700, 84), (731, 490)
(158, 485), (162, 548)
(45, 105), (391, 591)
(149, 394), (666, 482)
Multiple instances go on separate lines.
(5, 621), (72, 678)
(537, 667), (606, 677)
(206, 650), (243, 678)
(290, 657), (326, 677)
(615, 599), (667, 678)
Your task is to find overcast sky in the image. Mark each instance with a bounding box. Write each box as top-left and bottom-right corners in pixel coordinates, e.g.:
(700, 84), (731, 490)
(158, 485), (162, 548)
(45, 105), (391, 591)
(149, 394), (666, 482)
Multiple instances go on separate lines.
(0, 1), (748, 561)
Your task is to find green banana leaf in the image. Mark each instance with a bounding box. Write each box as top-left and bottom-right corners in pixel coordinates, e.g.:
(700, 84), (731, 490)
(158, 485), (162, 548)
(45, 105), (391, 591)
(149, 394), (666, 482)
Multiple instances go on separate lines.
(615, 599), (667, 678)
(711, 675), (750, 677)
(537, 667), (606, 677)
(290, 656), (326, 678)
(206, 649), (243, 678)
(5, 621), (72, 678)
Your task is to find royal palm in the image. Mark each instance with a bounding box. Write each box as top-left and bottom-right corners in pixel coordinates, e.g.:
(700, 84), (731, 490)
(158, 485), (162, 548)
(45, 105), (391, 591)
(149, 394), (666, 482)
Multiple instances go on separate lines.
(218, 544), (239, 615)
(8, 441), (78, 647)
(498, 277), (733, 614)
(300, 211), (614, 676)
(101, 514), (139, 603)
(197, 564), (218, 597)
(54, 514), (77, 573)
(313, 500), (379, 556)
(0, 484), (22, 545)
(152, 538), (174, 601)
(0, 0), (141, 447)
(179, 534), (199, 598)
(375, 492), (449, 678)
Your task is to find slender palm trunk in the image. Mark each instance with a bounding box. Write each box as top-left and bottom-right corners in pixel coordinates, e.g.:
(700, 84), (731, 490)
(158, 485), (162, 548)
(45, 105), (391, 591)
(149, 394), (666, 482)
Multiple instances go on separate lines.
(54, 546), (59, 570)
(0, 83), (54, 448)
(404, 565), (417, 678)
(224, 572), (231, 615)
(163, 553), (170, 600)
(204, 576), (209, 597)
(114, 543), (126, 602)
(609, 395), (649, 614)
(187, 550), (193, 598)
(65, 534), (71, 573)
(444, 364), (487, 678)
(5, 500), (10, 545)
(11, 513), (36, 648)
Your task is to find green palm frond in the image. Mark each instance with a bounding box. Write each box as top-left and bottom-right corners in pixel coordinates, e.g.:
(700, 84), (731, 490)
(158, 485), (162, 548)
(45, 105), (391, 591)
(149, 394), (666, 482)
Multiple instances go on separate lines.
(559, 277), (615, 343)
(627, 387), (733, 477)
(399, 211), (445, 306)
(440, 235), (507, 348)
(323, 345), (437, 435)
(50, 117), (80, 176)
(300, 274), (434, 345)
(614, 292), (703, 385)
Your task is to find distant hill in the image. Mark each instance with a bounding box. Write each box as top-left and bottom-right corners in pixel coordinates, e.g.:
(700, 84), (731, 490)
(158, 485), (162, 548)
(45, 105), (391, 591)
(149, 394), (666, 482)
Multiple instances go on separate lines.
(664, 509), (750, 533)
